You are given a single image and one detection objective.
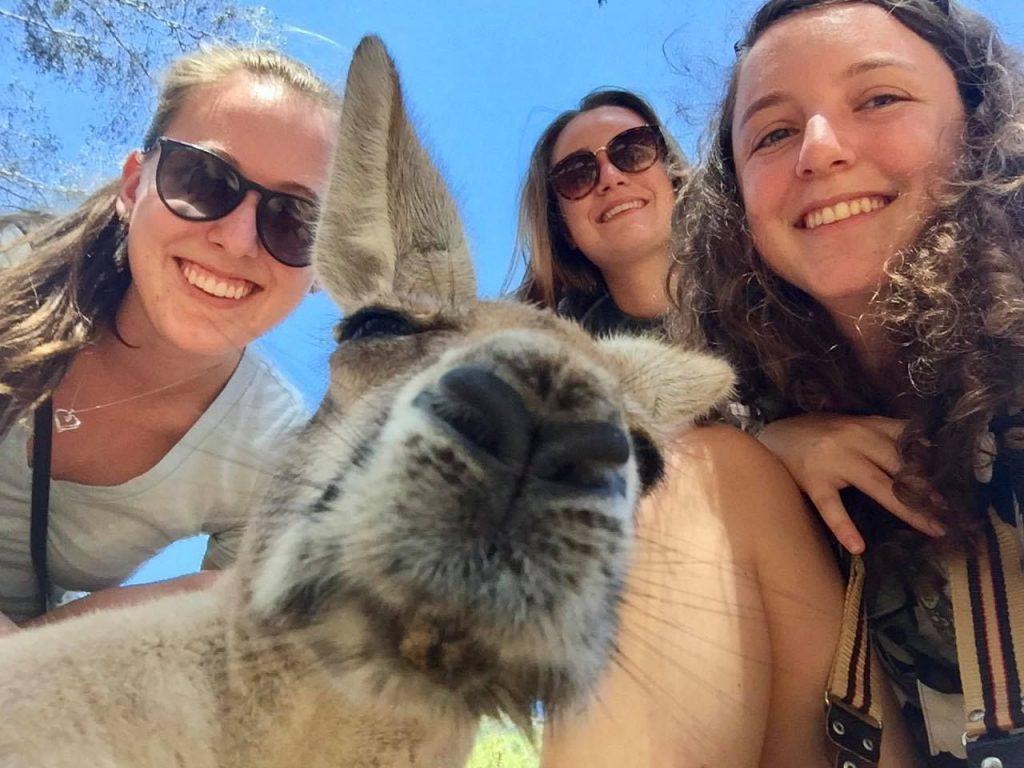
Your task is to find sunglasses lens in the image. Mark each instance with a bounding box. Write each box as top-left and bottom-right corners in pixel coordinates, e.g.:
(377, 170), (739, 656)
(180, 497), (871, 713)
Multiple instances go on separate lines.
(608, 126), (661, 174)
(549, 153), (599, 200)
(157, 144), (242, 220)
(259, 195), (318, 268)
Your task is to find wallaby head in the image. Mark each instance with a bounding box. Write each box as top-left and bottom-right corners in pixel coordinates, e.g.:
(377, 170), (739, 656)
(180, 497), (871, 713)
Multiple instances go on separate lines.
(237, 36), (734, 734)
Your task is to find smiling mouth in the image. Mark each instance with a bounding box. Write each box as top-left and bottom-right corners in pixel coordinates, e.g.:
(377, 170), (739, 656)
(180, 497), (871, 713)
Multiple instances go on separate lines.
(599, 199), (647, 223)
(177, 258), (257, 300)
(800, 195), (893, 230)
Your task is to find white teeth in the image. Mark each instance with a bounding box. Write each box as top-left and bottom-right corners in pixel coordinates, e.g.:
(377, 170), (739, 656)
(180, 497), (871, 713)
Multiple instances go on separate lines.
(180, 261), (254, 300)
(600, 199), (645, 223)
(803, 196), (889, 230)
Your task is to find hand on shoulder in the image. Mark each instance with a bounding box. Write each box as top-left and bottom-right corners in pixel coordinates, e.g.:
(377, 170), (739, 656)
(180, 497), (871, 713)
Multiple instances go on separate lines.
(758, 413), (945, 553)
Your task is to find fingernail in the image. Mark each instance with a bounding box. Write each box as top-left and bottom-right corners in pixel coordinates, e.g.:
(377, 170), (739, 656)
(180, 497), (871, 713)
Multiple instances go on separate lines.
(930, 522), (947, 537)
(847, 539), (865, 554)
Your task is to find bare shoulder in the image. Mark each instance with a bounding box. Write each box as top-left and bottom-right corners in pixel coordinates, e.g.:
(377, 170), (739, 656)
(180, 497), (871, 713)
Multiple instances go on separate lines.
(669, 423), (804, 494)
(644, 424), (815, 559)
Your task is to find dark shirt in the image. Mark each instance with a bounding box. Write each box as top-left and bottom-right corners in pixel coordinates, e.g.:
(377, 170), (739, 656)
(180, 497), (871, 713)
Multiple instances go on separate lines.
(557, 292), (662, 337)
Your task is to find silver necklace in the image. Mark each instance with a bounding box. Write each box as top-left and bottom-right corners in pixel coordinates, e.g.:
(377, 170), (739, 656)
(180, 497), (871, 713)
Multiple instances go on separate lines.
(53, 365), (224, 433)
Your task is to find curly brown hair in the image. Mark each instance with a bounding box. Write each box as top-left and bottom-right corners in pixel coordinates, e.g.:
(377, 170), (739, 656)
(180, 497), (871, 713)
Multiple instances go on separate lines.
(511, 89), (689, 312)
(0, 46), (337, 438)
(675, 0), (1024, 538)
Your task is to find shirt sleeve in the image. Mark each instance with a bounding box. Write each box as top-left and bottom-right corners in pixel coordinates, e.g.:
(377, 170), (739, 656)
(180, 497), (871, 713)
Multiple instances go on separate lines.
(197, 353), (310, 570)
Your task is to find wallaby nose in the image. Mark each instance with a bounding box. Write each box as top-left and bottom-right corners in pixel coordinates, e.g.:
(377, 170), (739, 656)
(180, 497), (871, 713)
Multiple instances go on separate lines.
(431, 366), (630, 493)
(531, 421), (630, 491)
(434, 367), (531, 466)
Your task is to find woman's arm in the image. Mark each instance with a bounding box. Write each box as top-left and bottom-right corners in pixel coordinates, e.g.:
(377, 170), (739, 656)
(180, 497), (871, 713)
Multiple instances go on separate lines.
(541, 425), (916, 767)
(20, 570), (221, 630)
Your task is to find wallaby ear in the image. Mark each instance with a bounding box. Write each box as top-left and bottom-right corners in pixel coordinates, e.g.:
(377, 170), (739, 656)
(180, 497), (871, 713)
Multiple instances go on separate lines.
(598, 337), (735, 443)
(313, 35), (476, 314)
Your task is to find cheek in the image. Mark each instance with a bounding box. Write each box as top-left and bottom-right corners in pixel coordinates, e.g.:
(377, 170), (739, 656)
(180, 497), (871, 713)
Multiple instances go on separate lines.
(556, 200), (587, 244)
(125, 203), (177, 277)
(736, 176), (768, 247)
(649, 167), (676, 216)
(259, 266), (313, 326)
(736, 162), (788, 251)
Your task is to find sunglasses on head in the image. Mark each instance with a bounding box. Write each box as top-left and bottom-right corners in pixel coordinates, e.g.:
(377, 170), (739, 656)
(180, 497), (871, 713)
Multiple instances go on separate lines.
(150, 137), (318, 268)
(547, 124), (666, 201)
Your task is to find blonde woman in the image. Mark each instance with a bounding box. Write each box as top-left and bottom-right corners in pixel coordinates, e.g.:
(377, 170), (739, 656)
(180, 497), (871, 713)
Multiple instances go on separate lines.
(0, 47), (338, 632)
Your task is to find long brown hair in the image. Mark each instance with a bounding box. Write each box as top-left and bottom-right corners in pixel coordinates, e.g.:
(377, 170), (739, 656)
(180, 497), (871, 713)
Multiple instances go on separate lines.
(676, 0), (1024, 536)
(512, 89), (689, 312)
(0, 47), (337, 438)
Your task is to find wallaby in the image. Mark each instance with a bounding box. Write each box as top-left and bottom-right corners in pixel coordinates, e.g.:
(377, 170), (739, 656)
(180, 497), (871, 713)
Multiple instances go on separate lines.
(0, 37), (733, 768)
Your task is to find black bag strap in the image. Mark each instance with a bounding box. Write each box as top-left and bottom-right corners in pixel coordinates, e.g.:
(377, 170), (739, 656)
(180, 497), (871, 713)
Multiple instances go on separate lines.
(30, 398), (53, 615)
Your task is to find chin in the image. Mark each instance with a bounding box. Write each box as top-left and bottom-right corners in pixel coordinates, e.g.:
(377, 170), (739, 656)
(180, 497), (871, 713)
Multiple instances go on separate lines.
(156, 318), (253, 358)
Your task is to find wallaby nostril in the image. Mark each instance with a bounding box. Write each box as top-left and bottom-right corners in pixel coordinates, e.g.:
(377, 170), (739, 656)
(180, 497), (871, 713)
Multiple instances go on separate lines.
(532, 421), (630, 490)
(431, 367), (531, 465)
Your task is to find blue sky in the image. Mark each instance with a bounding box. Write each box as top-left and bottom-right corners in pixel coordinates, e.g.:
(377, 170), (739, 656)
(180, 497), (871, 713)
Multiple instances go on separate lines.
(12, 1), (1018, 581)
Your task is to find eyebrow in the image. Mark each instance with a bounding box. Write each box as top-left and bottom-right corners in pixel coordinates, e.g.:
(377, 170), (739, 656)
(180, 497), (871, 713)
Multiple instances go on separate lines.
(737, 55), (919, 130)
(205, 144), (319, 201)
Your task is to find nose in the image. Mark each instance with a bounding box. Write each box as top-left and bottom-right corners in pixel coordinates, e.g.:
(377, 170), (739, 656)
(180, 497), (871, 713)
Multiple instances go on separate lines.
(594, 150), (628, 193)
(434, 367), (531, 467)
(206, 190), (261, 259)
(796, 114), (853, 178)
(427, 366), (630, 491)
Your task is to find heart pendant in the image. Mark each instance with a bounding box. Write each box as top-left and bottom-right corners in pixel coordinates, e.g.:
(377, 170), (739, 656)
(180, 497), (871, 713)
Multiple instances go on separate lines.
(54, 408), (82, 432)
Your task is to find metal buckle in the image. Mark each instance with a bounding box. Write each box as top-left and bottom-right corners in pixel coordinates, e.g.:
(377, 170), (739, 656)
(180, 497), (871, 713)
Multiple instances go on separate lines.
(825, 693), (882, 766)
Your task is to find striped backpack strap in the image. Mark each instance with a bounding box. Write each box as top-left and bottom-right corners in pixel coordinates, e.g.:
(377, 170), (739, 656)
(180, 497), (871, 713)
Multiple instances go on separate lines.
(947, 508), (1024, 768)
(825, 555), (884, 767)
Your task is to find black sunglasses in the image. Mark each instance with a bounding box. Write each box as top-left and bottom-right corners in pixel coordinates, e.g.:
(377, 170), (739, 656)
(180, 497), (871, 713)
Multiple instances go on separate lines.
(547, 124), (666, 201)
(150, 137), (318, 268)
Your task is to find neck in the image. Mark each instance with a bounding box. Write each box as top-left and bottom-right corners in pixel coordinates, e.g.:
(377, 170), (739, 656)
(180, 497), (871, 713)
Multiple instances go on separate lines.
(829, 306), (903, 407)
(221, 618), (475, 768)
(601, 250), (671, 319)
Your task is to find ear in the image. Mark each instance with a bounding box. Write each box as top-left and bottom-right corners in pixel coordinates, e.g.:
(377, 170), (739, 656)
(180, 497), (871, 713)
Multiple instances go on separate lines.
(598, 337), (735, 443)
(116, 150), (144, 220)
(313, 35), (476, 314)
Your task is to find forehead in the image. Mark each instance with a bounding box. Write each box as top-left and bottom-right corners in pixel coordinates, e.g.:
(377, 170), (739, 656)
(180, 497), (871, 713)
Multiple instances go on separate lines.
(161, 72), (336, 193)
(552, 106), (647, 163)
(734, 4), (954, 113)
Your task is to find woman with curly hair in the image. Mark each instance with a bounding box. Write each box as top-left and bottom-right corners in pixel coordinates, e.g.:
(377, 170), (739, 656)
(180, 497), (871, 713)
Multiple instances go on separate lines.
(678, 0), (1024, 763)
(0, 47), (337, 634)
(514, 89), (689, 336)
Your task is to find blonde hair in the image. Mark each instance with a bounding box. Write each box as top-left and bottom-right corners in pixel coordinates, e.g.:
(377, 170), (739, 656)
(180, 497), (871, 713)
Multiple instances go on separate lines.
(0, 46), (338, 437)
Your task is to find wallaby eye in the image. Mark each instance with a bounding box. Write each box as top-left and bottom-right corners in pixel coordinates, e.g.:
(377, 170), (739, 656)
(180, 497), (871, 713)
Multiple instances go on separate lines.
(336, 308), (418, 342)
(630, 429), (665, 494)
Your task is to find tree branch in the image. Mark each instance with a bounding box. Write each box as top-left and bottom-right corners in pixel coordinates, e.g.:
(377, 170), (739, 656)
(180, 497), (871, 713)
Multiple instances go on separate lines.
(0, 8), (96, 46)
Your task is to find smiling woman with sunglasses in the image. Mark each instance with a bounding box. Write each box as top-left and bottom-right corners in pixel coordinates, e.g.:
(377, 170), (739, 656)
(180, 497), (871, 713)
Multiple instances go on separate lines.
(0, 47), (337, 634)
(514, 89), (691, 337)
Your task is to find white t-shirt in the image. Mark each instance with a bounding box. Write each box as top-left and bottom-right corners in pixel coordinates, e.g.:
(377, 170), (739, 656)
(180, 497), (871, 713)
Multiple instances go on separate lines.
(0, 347), (308, 622)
